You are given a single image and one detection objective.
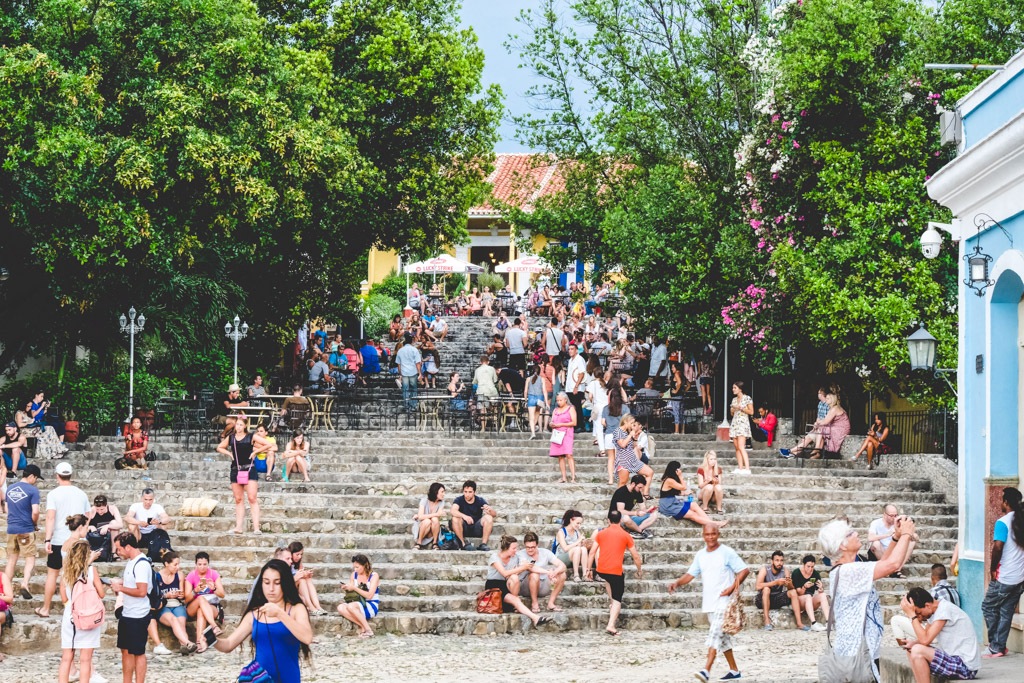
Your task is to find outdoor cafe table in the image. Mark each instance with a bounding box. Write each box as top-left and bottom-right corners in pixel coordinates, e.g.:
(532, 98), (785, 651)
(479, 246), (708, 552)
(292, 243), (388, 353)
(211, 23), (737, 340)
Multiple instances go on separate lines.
(256, 394), (332, 430)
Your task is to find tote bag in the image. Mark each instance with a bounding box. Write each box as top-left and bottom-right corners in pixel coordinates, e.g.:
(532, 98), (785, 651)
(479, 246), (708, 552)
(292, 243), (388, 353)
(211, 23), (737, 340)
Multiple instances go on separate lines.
(818, 566), (875, 683)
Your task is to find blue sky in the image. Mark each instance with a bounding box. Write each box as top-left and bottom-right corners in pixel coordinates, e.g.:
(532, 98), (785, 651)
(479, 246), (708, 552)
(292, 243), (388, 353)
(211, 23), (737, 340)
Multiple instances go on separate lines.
(460, 1), (544, 152)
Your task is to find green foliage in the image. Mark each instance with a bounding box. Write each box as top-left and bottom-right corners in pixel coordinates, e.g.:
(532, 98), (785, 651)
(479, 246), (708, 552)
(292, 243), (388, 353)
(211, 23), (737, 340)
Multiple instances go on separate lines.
(361, 293), (403, 340)
(474, 266), (505, 295)
(370, 270), (410, 305)
(0, 0), (500, 381)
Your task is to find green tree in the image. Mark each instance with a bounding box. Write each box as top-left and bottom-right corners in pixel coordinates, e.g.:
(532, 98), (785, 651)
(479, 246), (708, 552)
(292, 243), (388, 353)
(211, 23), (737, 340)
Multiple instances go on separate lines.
(0, 0), (500, 381)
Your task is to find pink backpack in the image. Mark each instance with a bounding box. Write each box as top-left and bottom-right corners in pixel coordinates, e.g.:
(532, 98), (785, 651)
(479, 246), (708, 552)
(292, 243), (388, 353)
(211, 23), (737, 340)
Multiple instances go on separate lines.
(70, 572), (106, 630)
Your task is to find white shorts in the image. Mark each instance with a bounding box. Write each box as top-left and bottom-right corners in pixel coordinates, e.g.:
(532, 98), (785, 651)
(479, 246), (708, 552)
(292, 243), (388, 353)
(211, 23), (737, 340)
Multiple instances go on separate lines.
(603, 434), (616, 451)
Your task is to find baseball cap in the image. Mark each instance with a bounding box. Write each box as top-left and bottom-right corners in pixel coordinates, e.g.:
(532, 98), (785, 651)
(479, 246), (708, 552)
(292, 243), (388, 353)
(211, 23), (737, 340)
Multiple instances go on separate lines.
(23, 463), (43, 479)
(228, 383), (241, 392)
(55, 462), (73, 476)
(5, 421), (16, 429)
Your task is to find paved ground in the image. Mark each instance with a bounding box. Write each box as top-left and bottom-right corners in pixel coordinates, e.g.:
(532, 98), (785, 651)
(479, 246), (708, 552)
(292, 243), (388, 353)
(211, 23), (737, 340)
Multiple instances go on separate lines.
(3, 628), (823, 682)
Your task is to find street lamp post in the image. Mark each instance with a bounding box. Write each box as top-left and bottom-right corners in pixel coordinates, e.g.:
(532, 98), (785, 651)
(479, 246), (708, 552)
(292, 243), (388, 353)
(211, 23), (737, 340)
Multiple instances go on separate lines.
(119, 306), (146, 420)
(224, 316), (249, 385)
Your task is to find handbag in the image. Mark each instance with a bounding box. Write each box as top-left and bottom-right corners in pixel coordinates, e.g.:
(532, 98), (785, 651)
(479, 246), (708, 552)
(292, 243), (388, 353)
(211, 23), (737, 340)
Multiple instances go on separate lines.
(550, 429), (566, 445)
(232, 436), (252, 485)
(721, 593), (745, 635)
(818, 566), (875, 683)
(475, 588), (503, 614)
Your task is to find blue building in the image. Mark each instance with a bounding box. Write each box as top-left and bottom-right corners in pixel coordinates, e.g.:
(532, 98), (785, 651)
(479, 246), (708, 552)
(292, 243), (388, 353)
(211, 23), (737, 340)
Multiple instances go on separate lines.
(926, 49), (1024, 648)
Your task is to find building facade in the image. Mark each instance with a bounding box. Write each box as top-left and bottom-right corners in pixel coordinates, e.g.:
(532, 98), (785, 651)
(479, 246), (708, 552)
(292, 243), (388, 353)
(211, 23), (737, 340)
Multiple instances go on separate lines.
(367, 153), (578, 293)
(927, 49), (1024, 645)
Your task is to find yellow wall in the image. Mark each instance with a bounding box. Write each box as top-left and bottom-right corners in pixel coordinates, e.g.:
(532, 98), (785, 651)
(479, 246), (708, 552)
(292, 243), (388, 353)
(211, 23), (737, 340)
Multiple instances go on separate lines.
(367, 249), (401, 286)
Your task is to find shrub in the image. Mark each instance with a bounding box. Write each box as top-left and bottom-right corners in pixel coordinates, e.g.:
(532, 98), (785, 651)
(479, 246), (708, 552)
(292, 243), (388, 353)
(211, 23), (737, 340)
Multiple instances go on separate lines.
(362, 293), (403, 339)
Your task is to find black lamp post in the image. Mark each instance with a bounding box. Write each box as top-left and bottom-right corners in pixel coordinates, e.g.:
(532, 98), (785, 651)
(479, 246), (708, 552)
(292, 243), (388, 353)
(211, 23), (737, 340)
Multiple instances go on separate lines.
(906, 324), (955, 391)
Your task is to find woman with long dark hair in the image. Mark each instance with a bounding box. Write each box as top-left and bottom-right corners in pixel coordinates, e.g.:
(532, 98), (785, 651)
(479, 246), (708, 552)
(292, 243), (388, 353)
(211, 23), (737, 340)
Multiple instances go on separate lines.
(852, 412), (890, 469)
(728, 381), (753, 474)
(413, 483), (447, 549)
(525, 363), (550, 439)
(658, 461), (727, 528)
(215, 559), (312, 682)
(601, 376), (630, 485)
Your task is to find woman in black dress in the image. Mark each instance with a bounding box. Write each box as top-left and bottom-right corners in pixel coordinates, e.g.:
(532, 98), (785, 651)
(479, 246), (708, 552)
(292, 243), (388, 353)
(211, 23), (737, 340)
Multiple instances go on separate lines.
(216, 415), (271, 535)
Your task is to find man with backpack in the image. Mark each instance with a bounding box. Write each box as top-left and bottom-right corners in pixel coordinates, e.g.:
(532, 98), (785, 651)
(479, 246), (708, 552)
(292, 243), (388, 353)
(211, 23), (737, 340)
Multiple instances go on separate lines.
(112, 532), (155, 683)
(125, 489), (172, 560)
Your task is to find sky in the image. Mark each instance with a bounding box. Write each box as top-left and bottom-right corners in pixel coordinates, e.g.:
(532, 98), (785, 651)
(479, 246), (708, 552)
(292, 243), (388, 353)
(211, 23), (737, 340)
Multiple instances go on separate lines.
(459, 1), (546, 152)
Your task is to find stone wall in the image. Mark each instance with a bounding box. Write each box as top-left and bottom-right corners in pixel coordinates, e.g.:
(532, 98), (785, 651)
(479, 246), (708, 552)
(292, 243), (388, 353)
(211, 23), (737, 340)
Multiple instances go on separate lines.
(881, 452), (958, 503)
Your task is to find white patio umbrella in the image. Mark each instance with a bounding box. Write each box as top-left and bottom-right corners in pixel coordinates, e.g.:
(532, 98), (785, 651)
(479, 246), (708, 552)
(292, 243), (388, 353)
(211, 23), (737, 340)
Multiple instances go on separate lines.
(494, 255), (554, 273)
(403, 254), (484, 307)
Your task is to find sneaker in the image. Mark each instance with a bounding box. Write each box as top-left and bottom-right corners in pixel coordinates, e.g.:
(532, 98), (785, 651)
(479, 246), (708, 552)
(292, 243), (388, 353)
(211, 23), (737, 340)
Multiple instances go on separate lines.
(462, 543), (476, 552)
(90, 673), (109, 683)
(779, 448), (791, 456)
(477, 543), (491, 552)
(141, 474), (153, 481)
(800, 624), (811, 631)
(694, 671), (710, 683)
(181, 642), (198, 655)
(153, 644), (173, 656)
(732, 468), (744, 474)
(762, 623), (773, 631)
(641, 530), (654, 540)
(720, 672), (742, 680)
(810, 622), (826, 632)
(629, 531), (645, 539)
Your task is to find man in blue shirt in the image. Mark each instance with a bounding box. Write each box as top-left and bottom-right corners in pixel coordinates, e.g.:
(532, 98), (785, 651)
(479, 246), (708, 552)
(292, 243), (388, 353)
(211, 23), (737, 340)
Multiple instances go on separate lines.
(4, 463), (42, 600)
(360, 339), (381, 375)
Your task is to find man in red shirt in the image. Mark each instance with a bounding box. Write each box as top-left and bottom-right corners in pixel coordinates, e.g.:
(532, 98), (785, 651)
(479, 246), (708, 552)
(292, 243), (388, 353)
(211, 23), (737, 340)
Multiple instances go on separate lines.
(592, 510), (644, 635)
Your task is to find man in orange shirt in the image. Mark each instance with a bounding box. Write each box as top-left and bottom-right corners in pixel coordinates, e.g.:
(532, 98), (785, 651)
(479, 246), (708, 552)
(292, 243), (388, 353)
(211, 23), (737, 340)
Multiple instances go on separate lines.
(592, 509), (644, 636)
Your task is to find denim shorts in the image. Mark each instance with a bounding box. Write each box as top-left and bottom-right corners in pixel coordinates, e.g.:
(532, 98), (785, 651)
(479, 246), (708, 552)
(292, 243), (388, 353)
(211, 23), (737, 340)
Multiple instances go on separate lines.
(158, 604), (187, 619)
(527, 396), (544, 408)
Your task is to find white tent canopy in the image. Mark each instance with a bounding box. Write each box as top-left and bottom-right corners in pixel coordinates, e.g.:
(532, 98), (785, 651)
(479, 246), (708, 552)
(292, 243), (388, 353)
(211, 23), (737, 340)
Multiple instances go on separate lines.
(404, 254), (484, 275)
(494, 255), (554, 274)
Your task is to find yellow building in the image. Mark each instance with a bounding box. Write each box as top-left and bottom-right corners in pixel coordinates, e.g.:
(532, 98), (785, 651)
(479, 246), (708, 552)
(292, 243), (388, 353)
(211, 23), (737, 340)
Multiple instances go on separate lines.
(367, 153), (569, 293)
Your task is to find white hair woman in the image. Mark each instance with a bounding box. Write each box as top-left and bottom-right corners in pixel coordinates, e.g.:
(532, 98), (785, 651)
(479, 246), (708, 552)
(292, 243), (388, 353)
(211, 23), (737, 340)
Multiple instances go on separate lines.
(818, 515), (917, 681)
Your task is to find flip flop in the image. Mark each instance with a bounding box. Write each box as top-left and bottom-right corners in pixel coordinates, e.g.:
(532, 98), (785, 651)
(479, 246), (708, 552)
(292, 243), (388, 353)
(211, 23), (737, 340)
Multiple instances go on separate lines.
(547, 606), (563, 612)
(605, 629), (620, 636)
(536, 616), (553, 626)
(34, 607), (50, 618)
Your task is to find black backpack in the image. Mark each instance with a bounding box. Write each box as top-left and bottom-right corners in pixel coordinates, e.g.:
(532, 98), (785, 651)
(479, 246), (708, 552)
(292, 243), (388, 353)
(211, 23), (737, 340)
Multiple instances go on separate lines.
(133, 556), (165, 615)
(145, 528), (174, 562)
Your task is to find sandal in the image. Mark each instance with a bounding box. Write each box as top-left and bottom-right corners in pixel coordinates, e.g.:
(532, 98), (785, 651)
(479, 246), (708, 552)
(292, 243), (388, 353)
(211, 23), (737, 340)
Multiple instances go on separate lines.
(33, 607), (50, 618)
(536, 616), (552, 626)
(809, 449), (822, 460)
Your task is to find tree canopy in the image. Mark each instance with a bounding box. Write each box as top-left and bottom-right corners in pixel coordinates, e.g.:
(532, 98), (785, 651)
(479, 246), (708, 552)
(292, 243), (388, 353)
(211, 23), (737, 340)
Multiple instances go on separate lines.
(511, 0), (1024, 402)
(0, 0), (500, 379)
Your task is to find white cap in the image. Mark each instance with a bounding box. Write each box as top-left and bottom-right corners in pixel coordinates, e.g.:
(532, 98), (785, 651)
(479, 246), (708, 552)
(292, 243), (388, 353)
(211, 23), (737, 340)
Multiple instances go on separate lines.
(55, 462), (73, 476)
(228, 383), (241, 392)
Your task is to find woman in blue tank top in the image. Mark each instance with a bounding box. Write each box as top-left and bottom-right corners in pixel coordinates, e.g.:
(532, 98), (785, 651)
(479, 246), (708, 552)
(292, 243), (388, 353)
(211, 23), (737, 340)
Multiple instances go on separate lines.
(215, 559), (312, 682)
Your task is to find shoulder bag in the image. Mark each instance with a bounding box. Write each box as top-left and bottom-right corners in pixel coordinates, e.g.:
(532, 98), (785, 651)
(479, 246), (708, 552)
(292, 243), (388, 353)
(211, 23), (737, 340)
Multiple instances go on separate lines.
(818, 565), (875, 683)
(475, 588), (503, 614)
(237, 610), (281, 683)
(232, 435), (251, 486)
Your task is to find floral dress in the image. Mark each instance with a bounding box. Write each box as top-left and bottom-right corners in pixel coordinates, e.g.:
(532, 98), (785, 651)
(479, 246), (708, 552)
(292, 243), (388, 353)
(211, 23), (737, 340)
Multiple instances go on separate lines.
(729, 394), (753, 439)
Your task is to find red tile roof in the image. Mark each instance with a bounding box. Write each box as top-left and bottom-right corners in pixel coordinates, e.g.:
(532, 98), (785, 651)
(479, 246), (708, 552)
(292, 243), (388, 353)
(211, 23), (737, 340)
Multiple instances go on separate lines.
(470, 153), (564, 217)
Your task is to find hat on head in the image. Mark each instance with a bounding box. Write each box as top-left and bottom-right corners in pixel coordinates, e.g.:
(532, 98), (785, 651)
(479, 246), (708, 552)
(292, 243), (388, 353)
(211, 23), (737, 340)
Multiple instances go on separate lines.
(23, 463), (43, 479)
(228, 383), (241, 393)
(55, 462), (73, 476)
(5, 421), (16, 429)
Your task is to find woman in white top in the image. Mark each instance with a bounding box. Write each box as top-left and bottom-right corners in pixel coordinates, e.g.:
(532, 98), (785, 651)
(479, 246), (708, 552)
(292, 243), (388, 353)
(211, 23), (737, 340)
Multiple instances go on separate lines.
(413, 483), (447, 549)
(58, 540), (107, 683)
(586, 369), (610, 457)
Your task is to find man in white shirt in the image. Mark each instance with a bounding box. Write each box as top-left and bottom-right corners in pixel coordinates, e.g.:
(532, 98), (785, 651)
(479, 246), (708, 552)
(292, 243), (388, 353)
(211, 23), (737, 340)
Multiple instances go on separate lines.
(565, 344), (588, 428)
(395, 334), (423, 411)
(504, 318), (528, 375)
(981, 486), (1024, 657)
(543, 318), (566, 359)
(429, 316), (448, 341)
(35, 461), (89, 618)
(126, 488), (170, 546)
(868, 504), (916, 575)
(649, 337), (669, 386)
(900, 587), (980, 682)
(669, 525), (750, 682)
(112, 532), (153, 681)
(516, 531), (567, 613)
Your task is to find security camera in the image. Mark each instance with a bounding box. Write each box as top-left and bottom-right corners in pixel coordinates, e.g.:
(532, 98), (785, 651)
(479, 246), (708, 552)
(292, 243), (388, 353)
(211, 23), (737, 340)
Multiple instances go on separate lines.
(920, 222), (949, 259)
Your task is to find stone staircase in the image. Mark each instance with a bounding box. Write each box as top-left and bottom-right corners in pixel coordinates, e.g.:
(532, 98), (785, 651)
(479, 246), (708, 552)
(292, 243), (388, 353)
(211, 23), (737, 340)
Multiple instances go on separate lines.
(0, 428), (958, 654)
